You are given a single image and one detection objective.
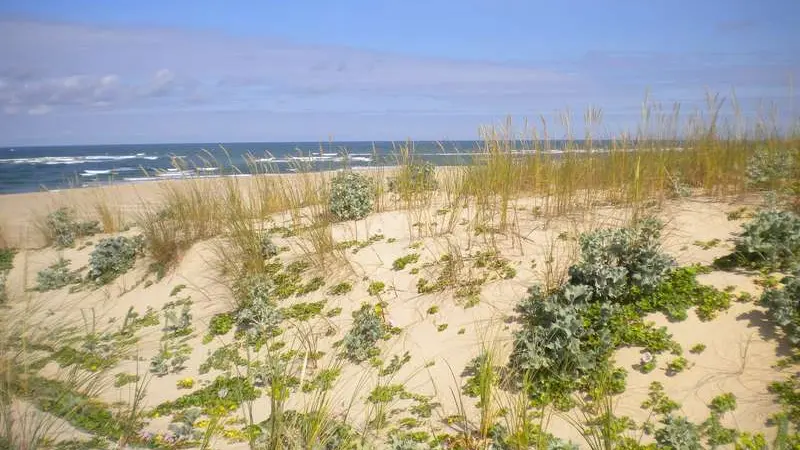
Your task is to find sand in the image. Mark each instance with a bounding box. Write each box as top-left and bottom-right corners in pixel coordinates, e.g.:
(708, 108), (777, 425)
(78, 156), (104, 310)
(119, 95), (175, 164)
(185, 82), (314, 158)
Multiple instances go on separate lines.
(0, 175), (789, 448)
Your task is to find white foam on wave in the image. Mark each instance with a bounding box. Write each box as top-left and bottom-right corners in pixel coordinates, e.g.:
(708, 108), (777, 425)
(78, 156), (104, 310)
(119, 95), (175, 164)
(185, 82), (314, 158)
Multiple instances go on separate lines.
(0, 154), (161, 165)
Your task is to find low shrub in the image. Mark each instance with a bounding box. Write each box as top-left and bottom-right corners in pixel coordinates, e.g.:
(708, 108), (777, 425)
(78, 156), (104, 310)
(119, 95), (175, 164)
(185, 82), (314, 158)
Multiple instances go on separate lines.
(329, 171), (374, 221)
(568, 217), (674, 301)
(717, 209), (800, 270)
(87, 236), (144, 283)
(35, 257), (82, 291)
(45, 207), (100, 248)
(746, 147), (795, 191)
(261, 234), (278, 259)
(341, 303), (387, 363)
(655, 415), (702, 450)
(760, 271), (800, 345)
(208, 312), (234, 336)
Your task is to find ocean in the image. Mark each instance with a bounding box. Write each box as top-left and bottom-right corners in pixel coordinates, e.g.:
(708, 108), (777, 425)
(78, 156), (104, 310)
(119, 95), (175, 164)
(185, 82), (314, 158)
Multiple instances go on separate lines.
(0, 140), (612, 195)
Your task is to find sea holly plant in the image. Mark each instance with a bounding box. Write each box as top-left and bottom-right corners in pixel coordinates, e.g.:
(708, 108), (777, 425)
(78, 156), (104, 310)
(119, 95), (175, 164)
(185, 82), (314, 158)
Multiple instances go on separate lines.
(509, 218), (682, 403)
(759, 271), (800, 345)
(341, 303), (389, 363)
(35, 257), (82, 291)
(329, 171), (374, 221)
(719, 208), (800, 271)
(568, 217), (674, 302)
(45, 207), (101, 248)
(87, 235), (145, 283)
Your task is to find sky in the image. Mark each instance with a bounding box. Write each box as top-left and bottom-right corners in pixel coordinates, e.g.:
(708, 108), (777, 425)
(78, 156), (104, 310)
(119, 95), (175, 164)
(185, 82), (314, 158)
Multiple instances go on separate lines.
(0, 0), (798, 146)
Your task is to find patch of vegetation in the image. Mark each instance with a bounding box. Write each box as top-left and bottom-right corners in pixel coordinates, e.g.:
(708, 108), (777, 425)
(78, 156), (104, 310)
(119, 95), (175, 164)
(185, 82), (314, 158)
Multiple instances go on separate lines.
(45, 207), (101, 248)
(208, 312), (234, 336)
(368, 281), (386, 296)
(715, 209), (800, 271)
(666, 356), (690, 375)
(153, 376), (260, 415)
(233, 275), (283, 341)
(87, 235), (144, 283)
(759, 271), (800, 345)
(169, 284), (187, 296)
(329, 171), (374, 221)
(655, 415), (702, 450)
(727, 207), (749, 221)
(641, 265), (732, 321)
(17, 376), (130, 440)
(693, 238), (721, 250)
(436, 323), (448, 332)
(261, 233), (279, 258)
(392, 253), (420, 271)
(689, 343), (707, 354)
(328, 281), (353, 295)
(113, 372), (140, 388)
(0, 247), (14, 272)
(508, 219), (696, 403)
(341, 303), (389, 363)
(746, 146), (795, 191)
(641, 381), (681, 416)
(150, 300), (194, 376)
(35, 257), (82, 291)
(296, 276), (325, 296)
(388, 161), (437, 196)
(701, 393), (738, 447)
(268, 225), (296, 238)
(567, 217), (674, 301)
(282, 300), (326, 321)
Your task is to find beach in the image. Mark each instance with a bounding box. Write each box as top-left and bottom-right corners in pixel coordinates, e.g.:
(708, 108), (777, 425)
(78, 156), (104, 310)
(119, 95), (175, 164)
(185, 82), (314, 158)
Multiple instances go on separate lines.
(1, 163), (795, 447)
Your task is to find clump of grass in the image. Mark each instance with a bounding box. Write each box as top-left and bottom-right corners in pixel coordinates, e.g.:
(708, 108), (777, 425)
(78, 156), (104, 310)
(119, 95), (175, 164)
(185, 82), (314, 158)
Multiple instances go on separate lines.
(137, 176), (226, 273)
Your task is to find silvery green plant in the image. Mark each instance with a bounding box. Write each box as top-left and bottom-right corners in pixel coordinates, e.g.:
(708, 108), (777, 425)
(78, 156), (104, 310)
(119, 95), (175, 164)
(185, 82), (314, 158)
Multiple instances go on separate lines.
(342, 303), (386, 363)
(35, 257), (81, 291)
(168, 407), (203, 442)
(654, 415), (702, 450)
(746, 147), (794, 191)
(87, 235), (144, 283)
(568, 217), (674, 301)
(760, 271), (800, 345)
(234, 274), (283, 339)
(732, 209), (800, 270)
(329, 171), (374, 221)
(509, 285), (615, 391)
(45, 207), (101, 248)
(261, 233), (279, 259)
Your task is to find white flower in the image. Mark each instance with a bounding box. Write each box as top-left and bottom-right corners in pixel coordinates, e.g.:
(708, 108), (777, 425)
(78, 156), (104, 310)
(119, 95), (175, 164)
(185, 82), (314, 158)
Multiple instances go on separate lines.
(640, 352), (653, 364)
(218, 387), (229, 399)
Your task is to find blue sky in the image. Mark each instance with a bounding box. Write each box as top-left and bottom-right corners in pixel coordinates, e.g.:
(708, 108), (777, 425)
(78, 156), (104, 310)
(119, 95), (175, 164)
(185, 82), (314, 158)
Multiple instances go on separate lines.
(0, 0), (798, 145)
